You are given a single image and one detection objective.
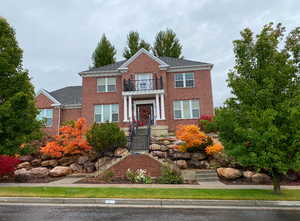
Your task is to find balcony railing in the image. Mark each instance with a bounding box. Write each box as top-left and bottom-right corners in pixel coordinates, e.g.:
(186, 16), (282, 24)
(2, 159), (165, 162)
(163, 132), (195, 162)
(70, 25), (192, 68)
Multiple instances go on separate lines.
(123, 77), (163, 91)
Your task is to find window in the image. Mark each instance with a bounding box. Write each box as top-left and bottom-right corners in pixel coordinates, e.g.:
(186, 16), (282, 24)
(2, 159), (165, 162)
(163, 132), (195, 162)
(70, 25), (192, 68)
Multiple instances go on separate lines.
(173, 100), (200, 119)
(37, 109), (53, 127)
(94, 104), (119, 123)
(97, 78), (116, 92)
(175, 73), (194, 88)
(135, 74), (153, 90)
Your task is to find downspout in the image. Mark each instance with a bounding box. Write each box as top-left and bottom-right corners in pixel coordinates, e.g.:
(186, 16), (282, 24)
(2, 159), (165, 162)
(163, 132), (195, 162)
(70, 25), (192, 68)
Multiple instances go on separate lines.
(57, 105), (61, 135)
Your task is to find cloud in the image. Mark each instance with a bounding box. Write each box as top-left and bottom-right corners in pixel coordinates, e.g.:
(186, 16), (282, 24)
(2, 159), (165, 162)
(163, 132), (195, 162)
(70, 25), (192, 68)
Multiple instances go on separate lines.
(1, 0), (300, 106)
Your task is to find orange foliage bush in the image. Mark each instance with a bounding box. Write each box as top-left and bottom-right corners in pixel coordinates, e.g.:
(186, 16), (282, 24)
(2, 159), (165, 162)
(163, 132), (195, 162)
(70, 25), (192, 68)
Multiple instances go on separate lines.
(176, 124), (223, 154)
(205, 143), (224, 155)
(40, 118), (92, 158)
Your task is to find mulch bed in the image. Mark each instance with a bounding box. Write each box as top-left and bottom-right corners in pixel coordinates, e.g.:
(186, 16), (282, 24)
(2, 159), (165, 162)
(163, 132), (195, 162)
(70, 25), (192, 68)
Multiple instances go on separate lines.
(0, 176), (62, 183)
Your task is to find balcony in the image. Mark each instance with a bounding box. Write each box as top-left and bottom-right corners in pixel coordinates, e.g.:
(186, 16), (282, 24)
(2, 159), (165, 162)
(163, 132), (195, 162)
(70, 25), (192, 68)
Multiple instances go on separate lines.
(123, 77), (163, 92)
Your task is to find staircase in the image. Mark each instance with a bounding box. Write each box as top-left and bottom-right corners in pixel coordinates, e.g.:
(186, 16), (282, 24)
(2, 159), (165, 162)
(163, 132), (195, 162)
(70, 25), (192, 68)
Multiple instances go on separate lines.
(130, 127), (149, 153)
(195, 169), (219, 182)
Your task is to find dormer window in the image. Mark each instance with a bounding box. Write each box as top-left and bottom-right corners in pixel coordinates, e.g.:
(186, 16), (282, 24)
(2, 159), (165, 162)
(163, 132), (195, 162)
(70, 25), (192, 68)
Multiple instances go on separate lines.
(97, 78), (116, 92)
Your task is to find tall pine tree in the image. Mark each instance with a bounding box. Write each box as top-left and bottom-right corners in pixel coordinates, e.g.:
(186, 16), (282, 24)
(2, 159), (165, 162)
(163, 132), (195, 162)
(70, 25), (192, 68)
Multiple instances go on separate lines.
(0, 17), (41, 155)
(153, 28), (183, 58)
(92, 34), (116, 67)
(123, 31), (150, 59)
(215, 23), (300, 193)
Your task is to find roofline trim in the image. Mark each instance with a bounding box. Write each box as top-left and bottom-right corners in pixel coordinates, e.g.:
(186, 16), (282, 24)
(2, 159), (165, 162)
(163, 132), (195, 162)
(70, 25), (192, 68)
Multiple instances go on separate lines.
(36, 89), (61, 105)
(80, 72), (121, 77)
(118, 48), (170, 70)
(62, 104), (82, 109)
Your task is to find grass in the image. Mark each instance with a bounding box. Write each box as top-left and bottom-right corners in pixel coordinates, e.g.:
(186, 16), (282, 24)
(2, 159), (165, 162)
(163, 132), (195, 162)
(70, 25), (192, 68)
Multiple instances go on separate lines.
(0, 187), (300, 200)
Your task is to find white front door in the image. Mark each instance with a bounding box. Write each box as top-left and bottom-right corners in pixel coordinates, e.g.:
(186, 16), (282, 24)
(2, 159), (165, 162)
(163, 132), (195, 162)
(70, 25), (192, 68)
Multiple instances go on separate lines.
(135, 74), (153, 90)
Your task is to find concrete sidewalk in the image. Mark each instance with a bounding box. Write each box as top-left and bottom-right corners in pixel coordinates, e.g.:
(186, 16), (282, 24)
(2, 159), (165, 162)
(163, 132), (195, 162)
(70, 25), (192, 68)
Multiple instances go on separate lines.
(0, 182), (300, 189)
(0, 197), (300, 209)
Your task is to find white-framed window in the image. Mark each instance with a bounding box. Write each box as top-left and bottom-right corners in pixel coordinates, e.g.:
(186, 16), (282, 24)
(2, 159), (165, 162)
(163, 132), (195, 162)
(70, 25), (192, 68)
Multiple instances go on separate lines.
(175, 73), (195, 88)
(94, 104), (119, 123)
(135, 73), (153, 90)
(97, 77), (116, 92)
(173, 100), (200, 119)
(37, 109), (53, 127)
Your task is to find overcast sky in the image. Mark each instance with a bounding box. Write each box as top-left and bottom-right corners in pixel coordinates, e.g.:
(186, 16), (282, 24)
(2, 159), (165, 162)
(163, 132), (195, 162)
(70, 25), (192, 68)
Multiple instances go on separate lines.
(1, 0), (300, 106)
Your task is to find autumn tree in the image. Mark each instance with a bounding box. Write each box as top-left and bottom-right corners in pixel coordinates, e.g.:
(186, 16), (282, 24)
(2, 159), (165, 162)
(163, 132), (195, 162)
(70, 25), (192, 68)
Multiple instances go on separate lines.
(123, 31), (151, 59)
(0, 17), (41, 155)
(215, 23), (300, 193)
(40, 118), (91, 158)
(92, 34), (116, 67)
(153, 28), (183, 58)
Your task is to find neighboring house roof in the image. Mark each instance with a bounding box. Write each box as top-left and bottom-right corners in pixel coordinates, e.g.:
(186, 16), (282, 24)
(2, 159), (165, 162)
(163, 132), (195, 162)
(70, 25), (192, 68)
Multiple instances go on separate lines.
(49, 86), (82, 105)
(80, 49), (212, 75)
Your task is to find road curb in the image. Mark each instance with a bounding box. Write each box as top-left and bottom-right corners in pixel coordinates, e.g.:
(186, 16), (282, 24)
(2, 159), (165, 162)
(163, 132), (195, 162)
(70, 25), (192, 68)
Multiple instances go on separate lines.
(0, 197), (300, 208)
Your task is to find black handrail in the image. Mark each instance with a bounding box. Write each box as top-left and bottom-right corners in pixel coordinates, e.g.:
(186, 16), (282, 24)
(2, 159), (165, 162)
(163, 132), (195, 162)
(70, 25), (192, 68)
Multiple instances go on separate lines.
(123, 77), (163, 91)
(146, 117), (151, 152)
(128, 120), (138, 151)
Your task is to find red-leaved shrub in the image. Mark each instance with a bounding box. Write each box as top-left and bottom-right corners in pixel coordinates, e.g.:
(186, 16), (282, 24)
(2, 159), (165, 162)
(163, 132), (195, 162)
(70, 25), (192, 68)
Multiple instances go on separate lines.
(199, 115), (214, 122)
(0, 155), (20, 177)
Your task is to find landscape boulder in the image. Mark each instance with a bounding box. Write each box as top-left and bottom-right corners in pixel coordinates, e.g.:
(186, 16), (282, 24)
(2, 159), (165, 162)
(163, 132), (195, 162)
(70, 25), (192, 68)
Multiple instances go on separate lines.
(14, 168), (30, 178)
(151, 151), (167, 158)
(243, 171), (255, 179)
(17, 162), (31, 170)
(169, 152), (191, 160)
(41, 159), (58, 167)
(95, 157), (110, 170)
(149, 144), (162, 151)
(77, 156), (89, 165)
(29, 167), (49, 178)
(84, 162), (95, 173)
(31, 159), (42, 167)
(191, 152), (207, 161)
(19, 155), (33, 162)
(70, 163), (83, 173)
(58, 156), (77, 166)
(49, 166), (72, 177)
(114, 147), (129, 157)
(251, 173), (271, 184)
(217, 167), (242, 180)
(175, 160), (188, 169)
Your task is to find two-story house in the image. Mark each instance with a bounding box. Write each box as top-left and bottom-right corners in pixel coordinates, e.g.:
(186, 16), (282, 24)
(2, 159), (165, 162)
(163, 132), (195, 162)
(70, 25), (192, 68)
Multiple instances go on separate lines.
(36, 48), (214, 136)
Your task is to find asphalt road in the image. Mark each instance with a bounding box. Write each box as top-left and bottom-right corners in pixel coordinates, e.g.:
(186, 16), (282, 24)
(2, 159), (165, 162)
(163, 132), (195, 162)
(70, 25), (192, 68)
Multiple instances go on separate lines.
(0, 205), (300, 221)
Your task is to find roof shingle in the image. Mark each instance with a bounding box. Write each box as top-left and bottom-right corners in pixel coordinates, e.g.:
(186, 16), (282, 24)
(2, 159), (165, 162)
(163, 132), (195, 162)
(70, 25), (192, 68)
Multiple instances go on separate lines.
(49, 86), (82, 105)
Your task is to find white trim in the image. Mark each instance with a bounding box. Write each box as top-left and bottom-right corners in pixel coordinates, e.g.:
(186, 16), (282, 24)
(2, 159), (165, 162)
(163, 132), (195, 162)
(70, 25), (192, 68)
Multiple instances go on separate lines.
(36, 89), (61, 105)
(122, 89), (164, 96)
(128, 96), (132, 122)
(118, 48), (170, 71)
(97, 77), (116, 92)
(80, 72), (121, 77)
(174, 72), (195, 88)
(94, 104), (119, 123)
(167, 65), (213, 72)
(123, 96), (128, 122)
(62, 104), (82, 109)
(160, 94), (165, 120)
(173, 99), (200, 120)
(156, 94), (161, 120)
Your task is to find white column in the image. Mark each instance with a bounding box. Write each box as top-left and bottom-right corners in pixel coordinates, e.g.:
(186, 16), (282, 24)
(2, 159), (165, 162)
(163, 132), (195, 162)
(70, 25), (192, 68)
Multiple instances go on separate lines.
(128, 95), (132, 122)
(123, 96), (128, 122)
(160, 94), (165, 120)
(156, 94), (161, 120)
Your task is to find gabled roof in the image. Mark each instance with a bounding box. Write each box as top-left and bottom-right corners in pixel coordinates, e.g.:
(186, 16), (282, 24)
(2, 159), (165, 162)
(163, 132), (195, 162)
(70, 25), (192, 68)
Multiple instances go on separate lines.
(36, 89), (61, 105)
(80, 49), (212, 75)
(49, 86), (82, 105)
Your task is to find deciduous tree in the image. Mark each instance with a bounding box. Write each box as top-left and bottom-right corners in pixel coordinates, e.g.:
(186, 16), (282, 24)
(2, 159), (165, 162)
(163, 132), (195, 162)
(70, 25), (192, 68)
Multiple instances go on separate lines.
(215, 23), (300, 193)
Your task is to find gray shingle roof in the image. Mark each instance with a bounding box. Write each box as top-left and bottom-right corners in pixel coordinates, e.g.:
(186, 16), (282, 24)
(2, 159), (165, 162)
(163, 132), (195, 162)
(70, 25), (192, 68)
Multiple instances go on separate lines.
(82, 56), (211, 73)
(49, 86), (82, 105)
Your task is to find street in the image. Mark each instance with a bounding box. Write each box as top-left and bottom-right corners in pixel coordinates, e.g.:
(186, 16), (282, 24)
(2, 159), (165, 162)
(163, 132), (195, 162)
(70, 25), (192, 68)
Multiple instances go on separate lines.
(0, 205), (299, 221)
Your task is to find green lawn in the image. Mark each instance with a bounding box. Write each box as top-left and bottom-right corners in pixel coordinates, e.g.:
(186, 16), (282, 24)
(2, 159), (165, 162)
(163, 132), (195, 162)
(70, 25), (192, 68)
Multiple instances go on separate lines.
(0, 187), (300, 200)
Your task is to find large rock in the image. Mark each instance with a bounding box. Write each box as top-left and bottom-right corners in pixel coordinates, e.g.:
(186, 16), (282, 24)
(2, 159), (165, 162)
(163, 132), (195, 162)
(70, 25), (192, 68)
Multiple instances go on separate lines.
(149, 144), (162, 151)
(77, 156), (89, 165)
(151, 151), (167, 158)
(41, 159), (58, 167)
(31, 159), (42, 167)
(160, 145), (169, 152)
(243, 171), (255, 179)
(251, 173), (271, 184)
(84, 162), (95, 173)
(70, 163), (83, 172)
(14, 168), (30, 178)
(217, 167), (242, 180)
(175, 160), (188, 169)
(169, 152), (191, 160)
(114, 147), (129, 157)
(191, 152), (207, 161)
(95, 157), (110, 170)
(58, 156), (78, 166)
(188, 159), (209, 169)
(162, 140), (171, 145)
(19, 155), (33, 162)
(29, 167), (49, 178)
(17, 162), (31, 169)
(49, 166), (72, 177)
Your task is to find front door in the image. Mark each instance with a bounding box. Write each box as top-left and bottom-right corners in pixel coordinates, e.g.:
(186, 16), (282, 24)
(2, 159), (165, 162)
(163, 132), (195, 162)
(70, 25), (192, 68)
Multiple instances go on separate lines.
(136, 104), (153, 126)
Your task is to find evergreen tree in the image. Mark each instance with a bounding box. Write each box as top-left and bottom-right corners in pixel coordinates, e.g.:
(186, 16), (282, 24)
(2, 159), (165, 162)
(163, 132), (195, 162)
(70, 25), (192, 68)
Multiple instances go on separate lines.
(153, 28), (183, 58)
(0, 17), (41, 155)
(215, 23), (300, 193)
(123, 31), (151, 59)
(92, 34), (116, 67)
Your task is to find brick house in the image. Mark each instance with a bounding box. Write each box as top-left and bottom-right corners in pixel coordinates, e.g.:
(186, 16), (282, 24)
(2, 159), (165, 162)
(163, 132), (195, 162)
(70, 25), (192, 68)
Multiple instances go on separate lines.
(36, 48), (214, 136)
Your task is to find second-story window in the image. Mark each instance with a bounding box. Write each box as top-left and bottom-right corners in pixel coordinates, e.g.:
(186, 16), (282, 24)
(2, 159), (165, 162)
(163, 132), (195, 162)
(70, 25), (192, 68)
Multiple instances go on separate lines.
(97, 77), (116, 92)
(175, 73), (194, 88)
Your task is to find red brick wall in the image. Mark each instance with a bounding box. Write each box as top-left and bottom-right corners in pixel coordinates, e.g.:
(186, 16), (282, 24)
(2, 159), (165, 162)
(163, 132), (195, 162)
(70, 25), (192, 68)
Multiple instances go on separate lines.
(165, 70), (214, 131)
(35, 93), (59, 136)
(109, 154), (162, 178)
(61, 108), (82, 123)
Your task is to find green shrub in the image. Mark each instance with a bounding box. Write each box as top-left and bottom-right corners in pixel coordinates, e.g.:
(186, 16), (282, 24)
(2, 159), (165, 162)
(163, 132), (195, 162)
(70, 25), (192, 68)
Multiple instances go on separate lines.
(86, 123), (127, 155)
(198, 119), (218, 133)
(101, 170), (115, 182)
(157, 166), (183, 184)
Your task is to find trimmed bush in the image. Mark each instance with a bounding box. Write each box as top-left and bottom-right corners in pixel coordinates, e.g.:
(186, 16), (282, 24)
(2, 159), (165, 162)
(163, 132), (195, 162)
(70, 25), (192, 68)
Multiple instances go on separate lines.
(86, 123), (127, 155)
(157, 166), (183, 184)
